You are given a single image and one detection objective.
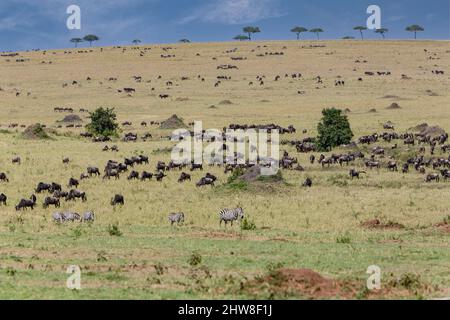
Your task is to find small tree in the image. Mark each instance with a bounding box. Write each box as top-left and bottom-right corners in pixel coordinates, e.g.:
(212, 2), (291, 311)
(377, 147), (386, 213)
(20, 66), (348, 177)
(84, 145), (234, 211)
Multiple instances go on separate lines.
(406, 25), (424, 39)
(243, 26), (260, 41)
(375, 28), (389, 39)
(342, 36), (355, 40)
(132, 39), (141, 45)
(353, 26), (368, 40)
(87, 107), (119, 137)
(316, 108), (353, 151)
(83, 34), (99, 47)
(70, 38), (83, 48)
(309, 28), (324, 40)
(179, 39), (191, 43)
(291, 26), (308, 40)
(233, 34), (250, 41)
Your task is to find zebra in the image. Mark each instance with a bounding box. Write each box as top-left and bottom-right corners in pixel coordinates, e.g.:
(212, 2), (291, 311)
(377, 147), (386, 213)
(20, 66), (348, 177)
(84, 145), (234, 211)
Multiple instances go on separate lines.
(53, 212), (64, 223)
(219, 207), (244, 226)
(62, 212), (81, 222)
(168, 212), (185, 226)
(82, 211), (95, 222)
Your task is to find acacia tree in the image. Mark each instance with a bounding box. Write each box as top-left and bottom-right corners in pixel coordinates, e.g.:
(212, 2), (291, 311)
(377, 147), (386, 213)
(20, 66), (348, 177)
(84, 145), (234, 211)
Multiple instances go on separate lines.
(406, 25), (424, 39)
(233, 35), (250, 41)
(132, 39), (141, 45)
(291, 26), (308, 40)
(179, 39), (191, 43)
(243, 26), (260, 41)
(375, 28), (389, 39)
(354, 26), (368, 40)
(309, 28), (324, 40)
(316, 108), (353, 151)
(87, 107), (119, 137)
(70, 38), (83, 48)
(83, 34), (99, 47)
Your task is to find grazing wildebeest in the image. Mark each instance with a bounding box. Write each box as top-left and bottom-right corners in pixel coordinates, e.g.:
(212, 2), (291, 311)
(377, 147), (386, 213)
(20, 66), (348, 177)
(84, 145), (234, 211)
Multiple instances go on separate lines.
(196, 177), (215, 187)
(309, 155), (316, 164)
(156, 161), (166, 171)
(62, 157), (70, 164)
(51, 182), (62, 192)
(0, 172), (9, 182)
(190, 163), (203, 171)
(168, 212), (185, 226)
(426, 173), (440, 183)
(80, 173), (89, 180)
(127, 171), (140, 180)
(68, 178), (79, 188)
(111, 194), (124, 206)
(12, 156), (21, 165)
(155, 171), (167, 182)
(35, 182), (52, 193)
(87, 167), (100, 176)
(15, 195), (37, 211)
(0, 193), (7, 205)
(43, 197), (60, 208)
(219, 207), (244, 226)
(103, 169), (120, 180)
(66, 190), (87, 202)
(141, 171), (153, 181)
(53, 190), (68, 199)
(178, 172), (191, 183)
(349, 169), (366, 180)
(302, 178), (312, 188)
(387, 161), (398, 172)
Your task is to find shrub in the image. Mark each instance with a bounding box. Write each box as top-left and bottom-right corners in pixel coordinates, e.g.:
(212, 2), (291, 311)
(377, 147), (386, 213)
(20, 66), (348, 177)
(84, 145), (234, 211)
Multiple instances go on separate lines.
(86, 107), (119, 137)
(241, 218), (257, 231)
(316, 108), (353, 151)
(107, 224), (122, 237)
(336, 234), (351, 244)
(188, 251), (202, 266)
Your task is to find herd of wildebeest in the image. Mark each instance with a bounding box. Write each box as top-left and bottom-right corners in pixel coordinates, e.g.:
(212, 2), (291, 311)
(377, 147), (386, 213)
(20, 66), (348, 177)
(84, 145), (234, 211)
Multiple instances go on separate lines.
(1, 44), (449, 228)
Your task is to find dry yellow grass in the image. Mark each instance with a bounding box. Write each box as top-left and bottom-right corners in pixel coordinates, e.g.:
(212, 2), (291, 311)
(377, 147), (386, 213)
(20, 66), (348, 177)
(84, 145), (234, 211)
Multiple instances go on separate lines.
(0, 40), (449, 299)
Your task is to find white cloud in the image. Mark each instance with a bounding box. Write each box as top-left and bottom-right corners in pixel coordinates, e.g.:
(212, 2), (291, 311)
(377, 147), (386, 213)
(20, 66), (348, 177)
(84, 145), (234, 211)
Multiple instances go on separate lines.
(178, 0), (284, 25)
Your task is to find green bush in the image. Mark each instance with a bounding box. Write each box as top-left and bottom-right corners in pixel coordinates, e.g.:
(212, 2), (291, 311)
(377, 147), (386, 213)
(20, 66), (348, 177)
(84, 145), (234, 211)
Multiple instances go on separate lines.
(241, 218), (257, 231)
(317, 108), (353, 151)
(107, 224), (122, 237)
(188, 251), (202, 266)
(86, 107), (119, 137)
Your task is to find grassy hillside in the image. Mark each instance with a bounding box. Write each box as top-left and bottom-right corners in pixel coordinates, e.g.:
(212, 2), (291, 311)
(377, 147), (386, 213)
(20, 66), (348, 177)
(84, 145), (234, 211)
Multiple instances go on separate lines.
(0, 40), (449, 299)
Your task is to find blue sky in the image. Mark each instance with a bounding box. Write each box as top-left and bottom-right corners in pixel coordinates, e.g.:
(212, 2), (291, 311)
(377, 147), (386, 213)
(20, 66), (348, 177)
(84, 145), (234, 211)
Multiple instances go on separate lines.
(0, 0), (449, 51)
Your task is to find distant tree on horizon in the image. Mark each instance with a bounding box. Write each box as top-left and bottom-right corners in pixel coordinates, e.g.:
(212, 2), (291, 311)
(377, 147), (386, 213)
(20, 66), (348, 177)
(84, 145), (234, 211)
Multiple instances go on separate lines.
(70, 38), (83, 48)
(243, 26), (261, 41)
(342, 36), (355, 40)
(406, 25), (424, 39)
(309, 28), (324, 40)
(179, 39), (191, 43)
(233, 35), (250, 41)
(132, 39), (141, 45)
(375, 28), (389, 39)
(291, 26), (308, 40)
(83, 34), (99, 47)
(353, 26), (368, 40)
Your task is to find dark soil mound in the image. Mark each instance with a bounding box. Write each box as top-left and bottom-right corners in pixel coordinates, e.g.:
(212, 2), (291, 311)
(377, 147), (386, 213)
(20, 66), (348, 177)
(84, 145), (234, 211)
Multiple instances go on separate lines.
(218, 100), (233, 105)
(361, 219), (405, 230)
(387, 103), (401, 110)
(239, 166), (283, 183)
(22, 123), (50, 140)
(60, 114), (82, 123)
(160, 114), (186, 129)
(368, 108), (377, 113)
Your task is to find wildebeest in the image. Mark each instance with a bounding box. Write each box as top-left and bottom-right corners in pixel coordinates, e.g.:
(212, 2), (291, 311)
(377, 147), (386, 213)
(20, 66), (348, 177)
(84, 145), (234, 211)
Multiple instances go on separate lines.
(425, 173), (440, 182)
(196, 177), (215, 187)
(127, 171), (139, 180)
(349, 169), (366, 179)
(155, 171), (167, 182)
(302, 178), (312, 188)
(68, 178), (79, 188)
(12, 156), (21, 165)
(15, 195), (37, 211)
(190, 163), (203, 171)
(35, 182), (52, 193)
(43, 196), (60, 208)
(178, 172), (191, 183)
(141, 171), (153, 181)
(111, 194), (124, 206)
(0, 172), (9, 182)
(66, 189), (87, 202)
(168, 212), (185, 226)
(87, 167), (100, 176)
(0, 193), (7, 205)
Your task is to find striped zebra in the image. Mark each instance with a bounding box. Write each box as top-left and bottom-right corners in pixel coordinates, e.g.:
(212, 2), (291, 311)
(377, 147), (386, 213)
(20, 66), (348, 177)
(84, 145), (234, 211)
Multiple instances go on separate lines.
(219, 207), (244, 226)
(169, 212), (185, 226)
